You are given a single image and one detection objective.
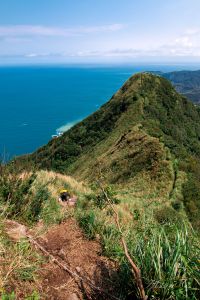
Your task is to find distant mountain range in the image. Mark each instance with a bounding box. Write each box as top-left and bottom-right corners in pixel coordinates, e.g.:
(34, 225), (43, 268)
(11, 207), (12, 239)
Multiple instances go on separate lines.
(154, 70), (200, 103)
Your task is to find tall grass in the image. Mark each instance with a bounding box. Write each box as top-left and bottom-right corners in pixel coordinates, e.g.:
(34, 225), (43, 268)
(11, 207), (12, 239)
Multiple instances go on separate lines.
(129, 224), (200, 299)
(75, 191), (200, 299)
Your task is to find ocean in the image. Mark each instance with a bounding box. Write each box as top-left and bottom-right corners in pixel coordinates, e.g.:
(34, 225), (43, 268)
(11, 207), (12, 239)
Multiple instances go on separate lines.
(0, 64), (199, 159)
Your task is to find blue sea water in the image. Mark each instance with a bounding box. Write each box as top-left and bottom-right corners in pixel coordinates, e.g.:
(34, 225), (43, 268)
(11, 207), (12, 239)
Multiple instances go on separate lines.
(0, 64), (200, 159)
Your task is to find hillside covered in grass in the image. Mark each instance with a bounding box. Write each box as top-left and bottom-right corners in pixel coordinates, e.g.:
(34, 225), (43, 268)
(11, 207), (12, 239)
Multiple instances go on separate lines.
(3, 72), (200, 299)
(0, 164), (199, 300)
(19, 72), (200, 229)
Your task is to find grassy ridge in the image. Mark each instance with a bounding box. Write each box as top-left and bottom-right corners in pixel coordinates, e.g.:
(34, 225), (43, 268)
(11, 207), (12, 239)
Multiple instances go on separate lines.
(18, 73), (200, 229)
(6, 72), (200, 298)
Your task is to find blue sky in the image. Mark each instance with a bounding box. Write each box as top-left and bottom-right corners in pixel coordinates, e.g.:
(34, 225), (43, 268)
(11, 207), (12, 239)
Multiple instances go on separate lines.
(1, 0), (200, 64)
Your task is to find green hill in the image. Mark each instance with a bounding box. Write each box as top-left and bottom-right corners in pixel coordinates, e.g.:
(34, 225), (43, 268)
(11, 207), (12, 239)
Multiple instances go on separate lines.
(18, 72), (200, 229)
(3, 72), (200, 299)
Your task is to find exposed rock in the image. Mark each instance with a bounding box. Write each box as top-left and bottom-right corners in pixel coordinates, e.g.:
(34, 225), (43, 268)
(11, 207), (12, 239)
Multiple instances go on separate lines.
(4, 220), (27, 241)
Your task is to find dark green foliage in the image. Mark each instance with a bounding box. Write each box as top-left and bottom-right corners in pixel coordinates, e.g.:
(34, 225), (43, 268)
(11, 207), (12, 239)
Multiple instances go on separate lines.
(77, 210), (101, 239)
(137, 75), (200, 229)
(163, 70), (200, 103)
(86, 184), (120, 209)
(142, 76), (200, 157)
(154, 206), (180, 225)
(24, 91), (131, 173)
(171, 200), (182, 211)
(0, 164), (36, 218)
(182, 175), (200, 230)
(26, 185), (49, 223)
(133, 209), (140, 220)
(0, 164), (56, 224)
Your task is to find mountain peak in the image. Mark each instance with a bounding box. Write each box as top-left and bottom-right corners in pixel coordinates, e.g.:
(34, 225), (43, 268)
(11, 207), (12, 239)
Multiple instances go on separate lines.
(16, 72), (200, 229)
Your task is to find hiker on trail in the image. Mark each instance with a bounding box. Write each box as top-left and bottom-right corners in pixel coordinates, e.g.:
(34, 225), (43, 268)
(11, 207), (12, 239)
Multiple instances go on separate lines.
(59, 189), (71, 202)
(59, 189), (78, 206)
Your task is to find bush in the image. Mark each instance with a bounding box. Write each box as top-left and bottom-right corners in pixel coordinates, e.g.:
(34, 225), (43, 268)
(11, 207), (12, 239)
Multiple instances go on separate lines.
(0, 166), (36, 219)
(89, 184), (120, 209)
(182, 174), (200, 229)
(171, 200), (183, 211)
(26, 185), (49, 223)
(154, 206), (180, 225)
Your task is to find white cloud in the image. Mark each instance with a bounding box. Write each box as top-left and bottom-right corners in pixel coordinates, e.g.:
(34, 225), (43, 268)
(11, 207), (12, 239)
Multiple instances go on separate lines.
(67, 46), (200, 58)
(185, 28), (200, 36)
(0, 24), (125, 38)
(25, 53), (38, 57)
(175, 36), (193, 48)
(25, 52), (52, 58)
(66, 28), (200, 59)
(2, 26), (200, 61)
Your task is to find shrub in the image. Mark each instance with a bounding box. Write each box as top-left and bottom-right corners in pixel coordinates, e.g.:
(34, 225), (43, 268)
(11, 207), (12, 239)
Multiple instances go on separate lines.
(89, 184), (120, 209)
(182, 174), (200, 230)
(154, 206), (180, 225)
(0, 167), (36, 219)
(26, 185), (49, 223)
(171, 200), (183, 211)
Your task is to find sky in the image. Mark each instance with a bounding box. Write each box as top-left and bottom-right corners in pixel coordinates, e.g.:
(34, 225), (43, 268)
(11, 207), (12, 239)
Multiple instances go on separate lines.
(1, 0), (200, 64)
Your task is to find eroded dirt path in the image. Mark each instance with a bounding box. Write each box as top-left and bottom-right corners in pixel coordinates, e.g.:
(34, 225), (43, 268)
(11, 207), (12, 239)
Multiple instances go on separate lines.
(32, 219), (121, 300)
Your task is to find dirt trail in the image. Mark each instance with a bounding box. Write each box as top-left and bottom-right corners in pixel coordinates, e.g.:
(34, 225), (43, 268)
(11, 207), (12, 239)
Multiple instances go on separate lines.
(37, 219), (121, 299)
(5, 219), (121, 300)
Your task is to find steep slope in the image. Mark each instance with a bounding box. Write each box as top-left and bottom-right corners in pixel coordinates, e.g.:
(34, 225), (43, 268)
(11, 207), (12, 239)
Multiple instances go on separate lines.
(163, 70), (200, 103)
(24, 72), (200, 169)
(3, 73), (200, 299)
(17, 73), (200, 228)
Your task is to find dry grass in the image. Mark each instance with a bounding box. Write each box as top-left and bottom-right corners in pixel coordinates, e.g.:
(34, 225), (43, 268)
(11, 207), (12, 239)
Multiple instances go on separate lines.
(0, 219), (42, 298)
(32, 170), (90, 199)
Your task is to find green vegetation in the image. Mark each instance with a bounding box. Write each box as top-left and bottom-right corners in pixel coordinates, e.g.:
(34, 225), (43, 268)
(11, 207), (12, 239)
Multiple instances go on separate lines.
(2, 72), (200, 298)
(1, 291), (40, 300)
(75, 185), (200, 299)
(0, 166), (69, 225)
(0, 168), (86, 298)
(17, 72), (200, 229)
(132, 225), (199, 299)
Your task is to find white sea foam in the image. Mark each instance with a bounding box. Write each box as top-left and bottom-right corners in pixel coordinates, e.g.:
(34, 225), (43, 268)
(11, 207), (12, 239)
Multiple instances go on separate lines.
(56, 119), (81, 133)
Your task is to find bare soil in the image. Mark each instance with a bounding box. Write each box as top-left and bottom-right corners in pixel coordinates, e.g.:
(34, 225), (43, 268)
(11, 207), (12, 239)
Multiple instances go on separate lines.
(34, 219), (121, 300)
